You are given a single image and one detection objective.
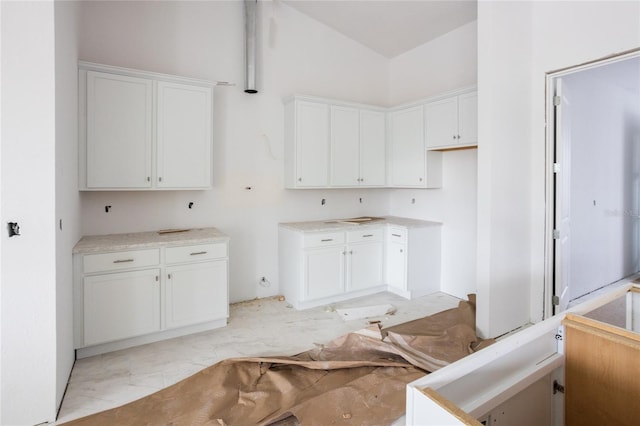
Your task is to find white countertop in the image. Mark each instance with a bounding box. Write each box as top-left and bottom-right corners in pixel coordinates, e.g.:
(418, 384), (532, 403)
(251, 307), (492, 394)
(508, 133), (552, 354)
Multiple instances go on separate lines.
(73, 227), (229, 254)
(279, 215), (442, 232)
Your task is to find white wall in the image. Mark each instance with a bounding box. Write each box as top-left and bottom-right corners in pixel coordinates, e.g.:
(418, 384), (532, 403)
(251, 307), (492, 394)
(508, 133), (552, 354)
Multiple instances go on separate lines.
(55, 0), (81, 409)
(77, 1), (391, 303)
(477, 0), (640, 337)
(388, 21), (479, 299)
(389, 21), (478, 105)
(0, 1), (58, 424)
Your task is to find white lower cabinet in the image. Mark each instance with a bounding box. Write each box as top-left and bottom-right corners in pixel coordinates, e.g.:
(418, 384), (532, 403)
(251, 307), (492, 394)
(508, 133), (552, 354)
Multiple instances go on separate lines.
(386, 225), (441, 299)
(347, 231), (384, 292)
(281, 226), (387, 309)
(83, 268), (161, 346)
(279, 220), (439, 309)
(303, 229), (384, 302)
(304, 246), (345, 301)
(165, 260), (228, 329)
(73, 233), (229, 358)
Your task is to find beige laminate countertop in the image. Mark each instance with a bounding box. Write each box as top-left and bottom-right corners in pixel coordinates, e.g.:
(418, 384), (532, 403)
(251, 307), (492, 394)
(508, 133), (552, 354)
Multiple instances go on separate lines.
(279, 215), (442, 232)
(73, 227), (229, 254)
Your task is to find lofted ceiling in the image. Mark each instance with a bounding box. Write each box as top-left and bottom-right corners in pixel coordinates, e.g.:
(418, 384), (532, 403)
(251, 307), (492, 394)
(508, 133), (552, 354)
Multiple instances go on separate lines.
(282, 0), (478, 58)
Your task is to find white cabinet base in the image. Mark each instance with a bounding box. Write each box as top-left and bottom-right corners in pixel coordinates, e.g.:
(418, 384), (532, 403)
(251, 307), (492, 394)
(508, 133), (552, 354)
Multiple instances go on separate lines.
(76, 318), (227, 359)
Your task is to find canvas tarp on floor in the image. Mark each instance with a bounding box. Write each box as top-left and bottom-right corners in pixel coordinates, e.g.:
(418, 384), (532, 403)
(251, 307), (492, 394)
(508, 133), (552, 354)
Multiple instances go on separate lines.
(63, 296), (492, 425)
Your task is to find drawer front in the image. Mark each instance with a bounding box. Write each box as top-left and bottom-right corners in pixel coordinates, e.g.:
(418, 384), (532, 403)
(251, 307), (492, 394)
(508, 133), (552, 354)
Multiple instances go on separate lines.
(83, 249), (160, 274)
(387, 227), (408, 244)
(347, 228), (383, 243)
(165, 243), (227, 264)
(304, 232), (345, 248)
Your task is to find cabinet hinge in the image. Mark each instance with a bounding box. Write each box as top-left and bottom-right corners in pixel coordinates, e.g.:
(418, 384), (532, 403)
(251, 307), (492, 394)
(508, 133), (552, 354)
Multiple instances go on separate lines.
(552, 295), (560, 305)
(552, 229), (560, 240)
(553, 380), (565, 394)
(553, 163), (560, 173)
(553, 95), (561, 106)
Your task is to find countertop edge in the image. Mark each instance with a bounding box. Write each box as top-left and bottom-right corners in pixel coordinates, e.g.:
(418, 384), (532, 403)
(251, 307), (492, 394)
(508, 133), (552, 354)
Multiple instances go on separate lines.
(279, 216), (442, 233)
(73, 228), (230, 255)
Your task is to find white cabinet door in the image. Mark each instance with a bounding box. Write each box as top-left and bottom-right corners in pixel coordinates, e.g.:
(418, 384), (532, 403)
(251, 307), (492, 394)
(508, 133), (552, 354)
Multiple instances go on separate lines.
(389, 106), (426, 187)
(425, 91), (477, 149)
(83, 269), (160, 346)
(304, 246), (344, 301)
(348, 241), (384, 291)
(156, 81), (212, 189)
(86, 71), (153, 188)
(386, 242), (407, 292)
(359, 110), (386, 186)
(330, 106), (360, 186)
(425, 97), (458, 149)
(296, 101), (329, 187)
(165, 260), (228, 329)
(458, 91), (478, 146)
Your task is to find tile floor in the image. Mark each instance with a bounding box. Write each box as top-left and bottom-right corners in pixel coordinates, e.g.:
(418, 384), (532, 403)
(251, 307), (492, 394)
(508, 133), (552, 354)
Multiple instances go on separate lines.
(57, 291), (461, 424)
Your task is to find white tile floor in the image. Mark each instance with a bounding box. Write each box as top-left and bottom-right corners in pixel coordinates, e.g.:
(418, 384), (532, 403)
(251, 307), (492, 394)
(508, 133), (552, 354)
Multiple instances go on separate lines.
(57, 291), (460, 424)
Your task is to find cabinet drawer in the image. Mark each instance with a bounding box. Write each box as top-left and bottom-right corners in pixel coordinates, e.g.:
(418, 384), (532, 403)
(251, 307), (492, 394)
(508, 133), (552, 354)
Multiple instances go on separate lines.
(304, 232), (345, 248)
(347, 228), (383, 243)
(165, 243), (227, 264)
(83, 249), (160, 274)
(387, 227), (408, 244)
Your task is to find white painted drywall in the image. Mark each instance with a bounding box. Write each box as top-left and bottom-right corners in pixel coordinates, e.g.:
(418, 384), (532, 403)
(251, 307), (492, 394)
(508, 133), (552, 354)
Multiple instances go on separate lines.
(388, 21), (478, 300)
(55, 0), (81, 410)
(389, 20), (478, 106)
(477, 0), (640, 337)
(77, 1), (392, 303)
(565, 64), (640, 300)
(0, 1), (58, 424)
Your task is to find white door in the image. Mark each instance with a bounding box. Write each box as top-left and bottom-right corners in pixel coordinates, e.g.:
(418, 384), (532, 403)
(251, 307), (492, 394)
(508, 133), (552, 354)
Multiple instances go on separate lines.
(296, 101), (329, 187)
(359, 110), (386, 186)
(86, 71), (153, 188)
(348, 241), (383, 291)
(330, 105), (360, 186)
(156, 81), (212, 189)
(165, 261), (228, 329)
(390, 106), (426, 187)
(554, 78), (572, 313)
(83, 269), (160, 346)
(304, 246), (344, 300)
(425, 97), (458, 149)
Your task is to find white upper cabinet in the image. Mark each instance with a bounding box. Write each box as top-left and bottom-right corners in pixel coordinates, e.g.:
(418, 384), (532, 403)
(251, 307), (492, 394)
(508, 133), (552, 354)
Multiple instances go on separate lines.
(358, 110), (386, 186)
(285, 99), (330, 188)
(79, 62), (214, 191)
(330, 106), (386, 187)
(156, 81), (212, 189)
(425, 91), (477, 149)
(284, 87), (474, 189)
(330, 105), (360, 186)
(86, 71), (153, 189)
(389, 106), (429, 187)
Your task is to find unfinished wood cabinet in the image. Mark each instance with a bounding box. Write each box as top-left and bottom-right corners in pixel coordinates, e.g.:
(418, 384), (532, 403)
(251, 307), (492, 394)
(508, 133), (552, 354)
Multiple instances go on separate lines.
(404, 282), (640, 426)
(564, 314), (640, 425)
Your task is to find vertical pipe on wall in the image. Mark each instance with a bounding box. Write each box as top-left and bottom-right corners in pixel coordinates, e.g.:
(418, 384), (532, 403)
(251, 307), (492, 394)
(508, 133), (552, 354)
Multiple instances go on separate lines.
(244, 0), (258, 94)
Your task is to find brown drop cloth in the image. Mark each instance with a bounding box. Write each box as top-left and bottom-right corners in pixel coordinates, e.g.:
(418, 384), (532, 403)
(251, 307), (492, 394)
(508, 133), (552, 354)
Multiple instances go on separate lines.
(62, 295), (492, 426)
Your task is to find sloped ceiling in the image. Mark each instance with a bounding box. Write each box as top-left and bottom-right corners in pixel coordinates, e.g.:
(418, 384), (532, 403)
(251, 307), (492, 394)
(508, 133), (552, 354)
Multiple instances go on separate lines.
(283, 0), (477, 58)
